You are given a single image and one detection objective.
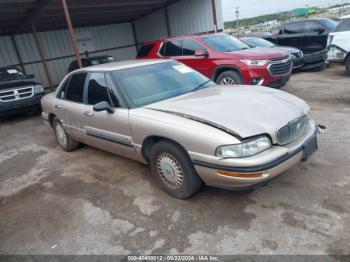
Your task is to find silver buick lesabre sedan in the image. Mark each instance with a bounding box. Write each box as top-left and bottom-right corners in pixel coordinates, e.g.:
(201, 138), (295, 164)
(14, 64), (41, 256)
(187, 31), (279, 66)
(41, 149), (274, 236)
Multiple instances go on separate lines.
(41, 59), (319, 199)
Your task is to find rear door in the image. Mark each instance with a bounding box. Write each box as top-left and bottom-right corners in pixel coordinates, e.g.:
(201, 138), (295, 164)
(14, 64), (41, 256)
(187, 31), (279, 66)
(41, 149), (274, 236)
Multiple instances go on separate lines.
(278, 21), (306, 51)
(54, 72), (87, 141)
(81, 72), (135, 158)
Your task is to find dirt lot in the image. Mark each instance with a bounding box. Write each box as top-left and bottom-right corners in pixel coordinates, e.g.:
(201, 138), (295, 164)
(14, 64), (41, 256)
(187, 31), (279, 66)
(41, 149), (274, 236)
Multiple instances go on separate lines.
(0, 64), (349, 256)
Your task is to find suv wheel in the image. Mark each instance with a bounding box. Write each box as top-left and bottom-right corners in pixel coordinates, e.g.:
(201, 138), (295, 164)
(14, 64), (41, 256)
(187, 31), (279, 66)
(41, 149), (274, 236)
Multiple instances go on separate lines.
(53, 117), (79, 152)
(149, 141), (202, 199)
(346, 56), (350, 75)
(216, 70), (243, 85)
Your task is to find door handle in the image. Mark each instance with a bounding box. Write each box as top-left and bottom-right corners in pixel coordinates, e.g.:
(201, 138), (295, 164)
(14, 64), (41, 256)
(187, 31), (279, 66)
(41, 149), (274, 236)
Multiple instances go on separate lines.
(54, 104), (63, 109)
(84, 111), (94, 117)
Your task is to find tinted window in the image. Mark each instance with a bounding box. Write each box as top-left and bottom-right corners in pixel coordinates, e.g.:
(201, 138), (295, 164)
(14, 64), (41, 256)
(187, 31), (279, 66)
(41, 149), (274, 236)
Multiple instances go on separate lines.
(112, 61), (215, 108)
(284, 22), (305, 34)
(137, 44), (155, 58)
(333, 18), (350, 32)
(65, 73), (87, 103)
(182, 39), (206, 55)
(305, 21), (324, 33)
(202, 34), (249, 52)
(160, 40), (183, 56)
(57, 76), (70, 99)
(87, 73), (110, 105)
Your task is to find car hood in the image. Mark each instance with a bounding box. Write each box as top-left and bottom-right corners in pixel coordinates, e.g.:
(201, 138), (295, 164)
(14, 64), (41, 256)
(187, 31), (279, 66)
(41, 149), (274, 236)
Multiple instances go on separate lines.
(0, 80), (37, 91)
(274, 46), (301, 54)
(226, 47), (288, 60)
(146, 86), (309, 142)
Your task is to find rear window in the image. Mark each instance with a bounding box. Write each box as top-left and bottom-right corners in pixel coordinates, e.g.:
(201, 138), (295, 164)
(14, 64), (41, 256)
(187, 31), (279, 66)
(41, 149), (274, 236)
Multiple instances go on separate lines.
(319, 19), (338, 30)
(65, 73), (87, 103)
(159, 40), (183, 56)
(284, 22), (305, 34)
(137, 44), (155, 58)
(333, 18), (350, 32)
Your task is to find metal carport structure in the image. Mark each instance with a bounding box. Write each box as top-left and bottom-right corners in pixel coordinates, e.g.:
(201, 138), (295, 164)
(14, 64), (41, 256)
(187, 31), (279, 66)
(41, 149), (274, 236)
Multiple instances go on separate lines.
(0, 0), (224, 89)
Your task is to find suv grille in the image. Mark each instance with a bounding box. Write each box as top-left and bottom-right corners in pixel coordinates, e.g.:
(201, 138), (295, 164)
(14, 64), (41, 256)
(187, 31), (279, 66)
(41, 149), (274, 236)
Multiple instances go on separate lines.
(276, 116), (308, 145)
(0, 86), (34, 102)
(268, 55), (292, 76)
(293, 52), (303, 59)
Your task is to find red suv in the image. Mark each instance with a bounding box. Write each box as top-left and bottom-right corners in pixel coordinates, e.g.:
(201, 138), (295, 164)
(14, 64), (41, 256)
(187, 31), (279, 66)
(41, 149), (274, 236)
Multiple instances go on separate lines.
(137, 34), (292, 88)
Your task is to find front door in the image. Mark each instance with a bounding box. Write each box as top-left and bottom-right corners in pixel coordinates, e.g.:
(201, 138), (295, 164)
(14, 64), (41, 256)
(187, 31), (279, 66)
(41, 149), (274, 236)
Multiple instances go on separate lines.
(176, 39), (211, 78)
(81, 72), (136, 159)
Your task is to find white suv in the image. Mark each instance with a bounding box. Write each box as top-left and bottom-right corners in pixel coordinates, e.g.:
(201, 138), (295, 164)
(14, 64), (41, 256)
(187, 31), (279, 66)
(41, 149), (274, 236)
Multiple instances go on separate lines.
(327, 18), (350, 75)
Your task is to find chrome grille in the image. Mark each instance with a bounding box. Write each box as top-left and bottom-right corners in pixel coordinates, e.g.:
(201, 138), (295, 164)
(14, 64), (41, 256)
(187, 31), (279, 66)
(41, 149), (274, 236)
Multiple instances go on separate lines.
(269, 61), (292, 76)
(292, 52), (303, 59)
(0, 86), (34, 102)
(277, 116), (308, 145)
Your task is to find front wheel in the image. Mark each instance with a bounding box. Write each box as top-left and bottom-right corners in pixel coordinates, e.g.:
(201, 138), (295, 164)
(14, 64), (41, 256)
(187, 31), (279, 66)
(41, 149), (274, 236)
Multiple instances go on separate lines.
(216, 70), (243, 85)
(149, 141), (202, 199)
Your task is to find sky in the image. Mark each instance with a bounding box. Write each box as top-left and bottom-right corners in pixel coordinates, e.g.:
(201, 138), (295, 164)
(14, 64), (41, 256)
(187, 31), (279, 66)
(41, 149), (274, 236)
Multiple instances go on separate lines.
(221, 0), (350, 21)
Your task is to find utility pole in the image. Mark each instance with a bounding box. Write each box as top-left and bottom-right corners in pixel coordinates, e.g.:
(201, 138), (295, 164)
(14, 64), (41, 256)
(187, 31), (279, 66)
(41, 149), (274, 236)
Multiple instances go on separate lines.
(235, 6), (239, 37)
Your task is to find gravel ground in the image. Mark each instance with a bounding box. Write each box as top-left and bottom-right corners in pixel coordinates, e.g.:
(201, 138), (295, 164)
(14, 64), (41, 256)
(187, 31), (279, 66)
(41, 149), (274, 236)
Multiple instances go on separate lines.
(0, 64), (349, 256)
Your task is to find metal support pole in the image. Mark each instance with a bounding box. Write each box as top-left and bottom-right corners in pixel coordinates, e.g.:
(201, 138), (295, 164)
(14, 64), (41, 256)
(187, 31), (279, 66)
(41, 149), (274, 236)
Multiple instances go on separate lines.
(131, 21), (139, 54)
(10, 35), (26, 75)
(31, 19), (53, 91)
(211, 0), (218, 33)
(164, 7), (171, 37)
(61, 0), (82, 68)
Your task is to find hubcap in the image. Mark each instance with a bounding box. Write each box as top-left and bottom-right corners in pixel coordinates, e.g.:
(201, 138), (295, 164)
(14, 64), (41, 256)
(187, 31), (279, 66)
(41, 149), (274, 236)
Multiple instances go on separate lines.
(156, 153), (184, 189)
(56, 123), (67, 147)
(220, 77), (236, 85)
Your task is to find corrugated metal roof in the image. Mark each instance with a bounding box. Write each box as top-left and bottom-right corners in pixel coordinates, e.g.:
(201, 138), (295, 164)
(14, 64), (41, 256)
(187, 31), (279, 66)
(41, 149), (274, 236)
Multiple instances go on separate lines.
(0, 0), (180, 36)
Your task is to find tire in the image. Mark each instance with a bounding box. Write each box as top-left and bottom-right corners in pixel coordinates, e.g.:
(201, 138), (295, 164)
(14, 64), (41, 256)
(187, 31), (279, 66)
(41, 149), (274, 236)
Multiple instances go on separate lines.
(53, 117), (79, 152)
(216, 70), (243, 85)
(346, 56), (350, 76)
(149, 141), (203, 199)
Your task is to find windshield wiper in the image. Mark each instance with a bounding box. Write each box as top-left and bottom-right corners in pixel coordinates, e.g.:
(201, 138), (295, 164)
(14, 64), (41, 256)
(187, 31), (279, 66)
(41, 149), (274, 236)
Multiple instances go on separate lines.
(191, 80), (212, 93)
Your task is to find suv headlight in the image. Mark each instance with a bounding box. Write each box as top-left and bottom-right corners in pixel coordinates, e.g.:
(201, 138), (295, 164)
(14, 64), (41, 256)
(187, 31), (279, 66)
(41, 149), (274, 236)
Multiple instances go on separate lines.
(34, 84), (44, 94)
(215, 136), (271, 158)
(240, 59), (268, 66)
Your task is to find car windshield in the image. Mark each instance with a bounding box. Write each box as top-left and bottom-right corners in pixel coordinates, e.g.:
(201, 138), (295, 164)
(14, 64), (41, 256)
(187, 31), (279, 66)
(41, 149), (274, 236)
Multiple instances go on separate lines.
(333, 18), (350, 32)
(319, 19), (338, 30)
(201, 34), (250, 52)
(112, 61), (216, 108)
(242, 37), (275, 48)
(0, 68), (26, 82)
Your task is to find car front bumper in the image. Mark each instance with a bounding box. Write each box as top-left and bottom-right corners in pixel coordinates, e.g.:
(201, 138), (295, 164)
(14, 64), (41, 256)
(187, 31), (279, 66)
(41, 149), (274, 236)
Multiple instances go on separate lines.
(0, 93), (44, 117)
(190, 120), (318, 190)
(302, 50), (327, 70)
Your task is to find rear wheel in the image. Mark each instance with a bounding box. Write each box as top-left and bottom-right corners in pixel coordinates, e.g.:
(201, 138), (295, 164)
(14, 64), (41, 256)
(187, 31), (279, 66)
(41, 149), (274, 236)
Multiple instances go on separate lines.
(53, 117), (79, 152)
(346, 56), (350, 76)
(149, 141), (202, 199)
(216, 70), (243, 85)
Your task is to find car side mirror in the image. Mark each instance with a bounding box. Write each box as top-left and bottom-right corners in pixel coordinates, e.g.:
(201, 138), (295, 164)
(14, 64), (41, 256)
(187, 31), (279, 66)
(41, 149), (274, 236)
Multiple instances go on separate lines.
(195, 50), (209, 57)
(26, 74), (35, 79)
(93, 101), (114, 114)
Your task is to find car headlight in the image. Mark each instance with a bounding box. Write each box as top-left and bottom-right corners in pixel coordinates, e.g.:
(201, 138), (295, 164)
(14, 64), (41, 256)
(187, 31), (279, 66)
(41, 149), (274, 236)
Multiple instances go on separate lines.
(215, 136), (271, 158)
(240, 59), (268, 66)
(34, 84), (44, 94)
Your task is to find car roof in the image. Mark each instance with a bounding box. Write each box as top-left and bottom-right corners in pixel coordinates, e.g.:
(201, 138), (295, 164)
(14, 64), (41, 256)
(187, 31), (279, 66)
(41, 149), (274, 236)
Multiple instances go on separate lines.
(142, 33), (226, 45)
(72, 59), (170, 72)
